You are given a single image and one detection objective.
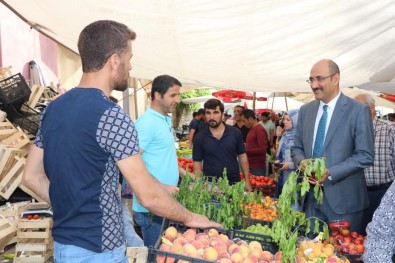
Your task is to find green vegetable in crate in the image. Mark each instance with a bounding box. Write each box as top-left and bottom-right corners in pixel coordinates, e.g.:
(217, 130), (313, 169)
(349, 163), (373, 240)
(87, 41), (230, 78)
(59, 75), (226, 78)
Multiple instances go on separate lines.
(244, 223), (273, 237)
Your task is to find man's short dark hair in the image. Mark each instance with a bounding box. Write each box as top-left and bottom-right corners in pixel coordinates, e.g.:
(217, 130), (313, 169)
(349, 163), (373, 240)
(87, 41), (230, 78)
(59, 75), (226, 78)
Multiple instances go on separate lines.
(197, 108), (205, 116)
(204, 99), (224, 112)
(261, 112), (270, 118)
(78, 20), (136, 72)
(241, 109), (256, 120)
(234, 105), (245, 111)
(151, 75), (182, 100)
(192, 112), (198, 118)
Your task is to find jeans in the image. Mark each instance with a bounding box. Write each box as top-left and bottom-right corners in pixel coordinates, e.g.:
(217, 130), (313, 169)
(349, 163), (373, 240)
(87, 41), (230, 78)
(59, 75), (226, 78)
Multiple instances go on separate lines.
(134, 212), (164, 247)
(121, 198), (144, 247)
(250, 167), (267, 176)
(53, 241), (127, 263)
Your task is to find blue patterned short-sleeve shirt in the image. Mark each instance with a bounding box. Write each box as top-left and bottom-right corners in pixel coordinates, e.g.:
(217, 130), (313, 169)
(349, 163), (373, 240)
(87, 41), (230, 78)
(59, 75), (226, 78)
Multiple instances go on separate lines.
(35, 88), (139, 252)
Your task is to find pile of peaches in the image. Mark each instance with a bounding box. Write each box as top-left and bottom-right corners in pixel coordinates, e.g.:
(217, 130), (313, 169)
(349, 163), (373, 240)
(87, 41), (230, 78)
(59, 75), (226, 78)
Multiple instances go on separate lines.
(328, 220), (365, 256)
(156, 226), (282, 263)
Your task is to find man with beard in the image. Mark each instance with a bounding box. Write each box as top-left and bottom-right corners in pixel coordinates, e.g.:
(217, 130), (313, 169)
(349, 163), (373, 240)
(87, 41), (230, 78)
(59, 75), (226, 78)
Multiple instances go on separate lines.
(292, 59), (374, 234)
(22, 21), (220, 262)
(133, 75), (189, 247)
(233, 105), (250, 142)
(192, 99), (252, 191)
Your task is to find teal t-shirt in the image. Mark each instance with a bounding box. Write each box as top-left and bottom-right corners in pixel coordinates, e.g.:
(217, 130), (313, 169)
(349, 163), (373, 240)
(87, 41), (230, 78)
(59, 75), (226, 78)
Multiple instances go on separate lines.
(133, 107), (179, 212)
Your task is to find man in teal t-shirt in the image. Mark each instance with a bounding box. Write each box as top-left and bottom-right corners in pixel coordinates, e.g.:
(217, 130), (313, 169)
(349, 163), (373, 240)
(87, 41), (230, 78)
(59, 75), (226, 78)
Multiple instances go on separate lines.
(133, 75), (183, 247)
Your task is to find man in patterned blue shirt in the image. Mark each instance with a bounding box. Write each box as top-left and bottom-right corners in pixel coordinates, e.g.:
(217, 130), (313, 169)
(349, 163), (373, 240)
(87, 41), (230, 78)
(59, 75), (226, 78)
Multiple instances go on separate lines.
(22, 20), (220, 262)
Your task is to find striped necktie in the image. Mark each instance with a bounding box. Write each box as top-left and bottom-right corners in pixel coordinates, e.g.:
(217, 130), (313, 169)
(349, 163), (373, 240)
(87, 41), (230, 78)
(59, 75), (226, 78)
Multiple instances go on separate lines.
(312, 105), (328, 157)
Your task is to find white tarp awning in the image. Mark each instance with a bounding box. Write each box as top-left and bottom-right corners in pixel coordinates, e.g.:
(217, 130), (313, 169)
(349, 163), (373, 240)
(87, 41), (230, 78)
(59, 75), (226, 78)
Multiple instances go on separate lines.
(2, 1), (395, 94)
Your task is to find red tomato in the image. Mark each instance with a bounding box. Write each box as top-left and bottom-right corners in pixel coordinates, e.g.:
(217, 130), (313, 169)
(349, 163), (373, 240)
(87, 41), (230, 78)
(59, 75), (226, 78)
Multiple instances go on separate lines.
(27, 215), (33, 220)
(33, 214), (40, 220)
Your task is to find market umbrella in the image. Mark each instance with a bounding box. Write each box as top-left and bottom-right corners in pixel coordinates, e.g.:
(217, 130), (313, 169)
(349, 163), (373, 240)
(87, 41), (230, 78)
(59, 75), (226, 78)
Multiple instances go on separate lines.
(212, 89), (267, 109)
(379, 93), (395, 102)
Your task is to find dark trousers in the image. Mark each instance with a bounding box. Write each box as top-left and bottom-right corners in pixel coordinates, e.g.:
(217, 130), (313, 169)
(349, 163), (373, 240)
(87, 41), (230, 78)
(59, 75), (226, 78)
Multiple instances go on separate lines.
(304, 188), (364, 237)
(361, 181), (392, 235)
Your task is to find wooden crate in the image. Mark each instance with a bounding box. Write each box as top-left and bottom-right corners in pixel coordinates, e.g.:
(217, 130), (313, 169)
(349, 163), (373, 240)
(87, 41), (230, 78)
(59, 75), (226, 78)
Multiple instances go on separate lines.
(0, 119), (18, 140)
(0, 145), (23, 181)
(0, 66), (12, 80)
(0, 201), (31, 226)
(0, 214), (17, 252)
(127, 247), (148, 263)
(0, 156), (26, 199)
(27, 85), (46, 110)
(1, 131), (31, 149)
(14, 217), (53, 262)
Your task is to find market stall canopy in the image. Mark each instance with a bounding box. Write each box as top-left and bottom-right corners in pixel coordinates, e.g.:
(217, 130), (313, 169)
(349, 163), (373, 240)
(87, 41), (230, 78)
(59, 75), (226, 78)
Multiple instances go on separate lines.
(2, 1), (395, 93)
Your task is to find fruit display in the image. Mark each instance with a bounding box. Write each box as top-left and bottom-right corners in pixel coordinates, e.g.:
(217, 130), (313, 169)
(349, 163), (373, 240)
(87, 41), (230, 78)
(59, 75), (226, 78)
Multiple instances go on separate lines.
(328, 220), (365, 257)
(295, 239), (350, 263)
(178, 156), (194, 173)
(242, 196), (277, 222)
(156, 226), (281, 263)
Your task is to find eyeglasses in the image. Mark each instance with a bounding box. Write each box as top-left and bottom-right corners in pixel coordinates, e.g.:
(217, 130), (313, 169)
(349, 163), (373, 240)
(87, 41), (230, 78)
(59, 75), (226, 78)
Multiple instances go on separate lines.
(306, 73), (336, 84)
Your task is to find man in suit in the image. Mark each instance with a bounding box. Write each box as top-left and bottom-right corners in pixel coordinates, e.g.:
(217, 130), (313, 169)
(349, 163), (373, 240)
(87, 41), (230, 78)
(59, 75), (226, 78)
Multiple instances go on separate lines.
(292, 59), (374, 233)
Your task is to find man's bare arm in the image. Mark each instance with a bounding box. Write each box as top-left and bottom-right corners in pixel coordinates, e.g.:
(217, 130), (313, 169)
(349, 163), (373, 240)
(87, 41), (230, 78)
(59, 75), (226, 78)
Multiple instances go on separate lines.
(22, 145), (50, 203)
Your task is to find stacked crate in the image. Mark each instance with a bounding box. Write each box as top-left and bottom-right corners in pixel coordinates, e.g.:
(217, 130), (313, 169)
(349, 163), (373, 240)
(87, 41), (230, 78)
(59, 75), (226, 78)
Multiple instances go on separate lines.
(0, 214), (17, 252)
(14, 217), (53, 262)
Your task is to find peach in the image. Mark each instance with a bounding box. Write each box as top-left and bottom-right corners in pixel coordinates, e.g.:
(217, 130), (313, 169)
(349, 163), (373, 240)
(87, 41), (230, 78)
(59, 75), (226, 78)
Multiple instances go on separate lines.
(170, 243), (183, 254)
(249, 248), (263, 260)
(229, 245), (242, 255)
(203, 246), (218, 261)
(208, 228), (219, 237)
(248, 241), (262, 251)
(159, 243), (171, 252)
(261, 251), (273, 261)
(173, 237), (188, 246)
(218, 259), (232, 263)
(226, 240), (235, 248)
(219, 233), (230, 242)
(230, 252), (244, 263)
(218, 251), (231, 259)
(274, 251), (282, 261)
(326, 256), (339, 263)
(244, 254), (258, 263)
(213, 241), (228, 255)
(190, 240), (204, 250)
(237, 240), (248, 247)
(164, 226), (177, 240)
(182, 229), (196, 242)
(182, 243), (198, 257)
(239, 245), (249, 258)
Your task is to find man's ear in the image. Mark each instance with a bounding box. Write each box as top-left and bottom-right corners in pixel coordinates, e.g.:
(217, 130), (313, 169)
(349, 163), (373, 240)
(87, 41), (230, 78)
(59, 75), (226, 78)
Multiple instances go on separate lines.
(109, 53), (120, 70)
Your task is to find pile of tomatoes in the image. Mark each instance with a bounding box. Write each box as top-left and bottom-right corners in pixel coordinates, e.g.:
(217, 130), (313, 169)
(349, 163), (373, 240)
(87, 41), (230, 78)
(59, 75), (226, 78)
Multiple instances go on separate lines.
(177, 157), (194, 173)
(25, 214), (40, 220)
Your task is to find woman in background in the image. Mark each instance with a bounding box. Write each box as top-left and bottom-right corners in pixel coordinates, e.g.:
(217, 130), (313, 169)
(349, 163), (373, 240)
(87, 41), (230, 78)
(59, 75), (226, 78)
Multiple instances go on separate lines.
(273, 109), (300, 210)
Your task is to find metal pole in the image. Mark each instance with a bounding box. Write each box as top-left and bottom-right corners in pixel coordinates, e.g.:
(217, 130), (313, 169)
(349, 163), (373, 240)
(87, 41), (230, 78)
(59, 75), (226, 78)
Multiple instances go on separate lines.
(271, 92), (275, 110)
(285, 94), (289, 111)
(133, 78), (138, 119)
(253, 92), (256, 110)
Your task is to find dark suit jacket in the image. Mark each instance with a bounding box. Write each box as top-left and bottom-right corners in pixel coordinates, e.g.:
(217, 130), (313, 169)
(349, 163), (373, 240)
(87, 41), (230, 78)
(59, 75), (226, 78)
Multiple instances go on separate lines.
(292, 93), (374, 214)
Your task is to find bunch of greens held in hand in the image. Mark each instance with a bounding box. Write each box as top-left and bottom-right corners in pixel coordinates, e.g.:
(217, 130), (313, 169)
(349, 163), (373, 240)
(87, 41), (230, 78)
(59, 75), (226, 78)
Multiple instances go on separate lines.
(272, 157), (329, 263)
(175, 169), (257, 230)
